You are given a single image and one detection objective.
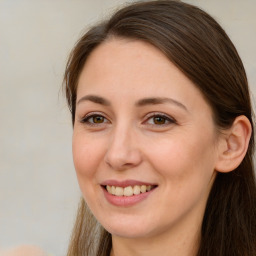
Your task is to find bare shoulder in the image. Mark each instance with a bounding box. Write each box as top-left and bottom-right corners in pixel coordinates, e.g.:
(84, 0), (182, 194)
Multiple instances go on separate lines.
(0, 245), (48, 256)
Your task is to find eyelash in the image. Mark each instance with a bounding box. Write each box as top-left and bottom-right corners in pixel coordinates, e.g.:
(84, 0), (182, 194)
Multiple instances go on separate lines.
(80, 112), (109, 126)
(79, 112), (176, 127)
(144, 113), (176, 126)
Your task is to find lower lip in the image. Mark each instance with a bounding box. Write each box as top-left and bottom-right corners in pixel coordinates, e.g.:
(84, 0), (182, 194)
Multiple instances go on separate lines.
(102, 187), (156, 207)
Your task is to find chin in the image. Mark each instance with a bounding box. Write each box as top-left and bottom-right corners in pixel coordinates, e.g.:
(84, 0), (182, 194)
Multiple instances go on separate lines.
(108, 227), (151, 239)
(101, 217), (155, 239)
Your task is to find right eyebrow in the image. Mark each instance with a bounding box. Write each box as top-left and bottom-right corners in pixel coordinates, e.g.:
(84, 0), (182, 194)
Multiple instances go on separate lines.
(76, 95), (111, 106)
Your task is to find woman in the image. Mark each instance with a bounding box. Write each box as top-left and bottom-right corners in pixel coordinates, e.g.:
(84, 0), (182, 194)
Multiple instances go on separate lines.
(63, 1), (256, 255)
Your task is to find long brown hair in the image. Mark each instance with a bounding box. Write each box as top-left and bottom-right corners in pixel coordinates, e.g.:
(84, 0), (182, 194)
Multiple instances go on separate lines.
(64, 1), (256, 255)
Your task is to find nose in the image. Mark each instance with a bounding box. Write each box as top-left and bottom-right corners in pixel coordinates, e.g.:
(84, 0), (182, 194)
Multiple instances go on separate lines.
(104, 126), (143, 171)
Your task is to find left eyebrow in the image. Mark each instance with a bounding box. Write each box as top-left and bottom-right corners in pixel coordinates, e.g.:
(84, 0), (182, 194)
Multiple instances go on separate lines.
(135, 97), (188, 111)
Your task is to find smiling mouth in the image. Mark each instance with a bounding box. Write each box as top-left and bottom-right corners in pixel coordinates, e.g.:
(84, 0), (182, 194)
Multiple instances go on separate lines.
(103, 185), (157, 197)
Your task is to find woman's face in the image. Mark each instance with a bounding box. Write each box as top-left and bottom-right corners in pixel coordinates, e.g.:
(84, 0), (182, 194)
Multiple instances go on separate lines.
(73, 39), (220, 239)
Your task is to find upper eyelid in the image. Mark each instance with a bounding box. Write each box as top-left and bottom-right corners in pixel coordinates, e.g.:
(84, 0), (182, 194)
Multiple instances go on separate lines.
(143, 112), (176, 121)
(83, 111), (108, 118)
(80, 112), (110, 123)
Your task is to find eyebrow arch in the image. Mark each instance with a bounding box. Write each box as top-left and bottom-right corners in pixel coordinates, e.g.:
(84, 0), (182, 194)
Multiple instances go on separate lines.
(77, 95), (111, 106)
(136, 97), (188, 111)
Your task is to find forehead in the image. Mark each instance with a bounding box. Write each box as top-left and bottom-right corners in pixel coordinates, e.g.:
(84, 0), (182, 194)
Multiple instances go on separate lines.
(77, 38), (211, 113)
(79, 38), (174, 86)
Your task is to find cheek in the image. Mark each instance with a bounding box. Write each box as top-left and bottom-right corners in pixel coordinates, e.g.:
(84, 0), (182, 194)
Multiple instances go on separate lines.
(72, 134), (108, 210)
(145, 130), (217, 183)
(144, 134), (216, 220)
(72, 134), (105, 184)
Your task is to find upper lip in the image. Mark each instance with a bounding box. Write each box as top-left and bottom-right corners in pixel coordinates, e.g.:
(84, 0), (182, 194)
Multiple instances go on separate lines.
(101, 179), (157, 187)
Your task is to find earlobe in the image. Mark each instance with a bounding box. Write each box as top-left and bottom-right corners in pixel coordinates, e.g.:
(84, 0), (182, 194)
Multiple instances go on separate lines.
(215, 115), (252, 173)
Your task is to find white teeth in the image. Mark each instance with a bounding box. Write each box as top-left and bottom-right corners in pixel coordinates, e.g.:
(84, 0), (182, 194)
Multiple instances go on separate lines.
(111, 186), (116, 195)
(146, 185), (152, 191)
(107, 185), (111, 193)
(133, 185), (141, 195)
(141, 185), (146, 193)
(106, 184), (154, 197)
(115, 186), (124, 196)
(124, 186), (133, 196)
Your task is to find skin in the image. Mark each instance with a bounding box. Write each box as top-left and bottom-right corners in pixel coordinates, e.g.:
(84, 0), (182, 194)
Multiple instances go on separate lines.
(0, 245), (48, 256)
(73, 38), (225, 256)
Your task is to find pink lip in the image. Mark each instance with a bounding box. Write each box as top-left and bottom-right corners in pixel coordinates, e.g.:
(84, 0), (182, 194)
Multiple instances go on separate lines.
(101, 180), (157, 207)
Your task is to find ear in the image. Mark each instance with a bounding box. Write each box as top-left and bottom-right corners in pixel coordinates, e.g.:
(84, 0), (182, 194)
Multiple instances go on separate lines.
(215, 115), (252, 173)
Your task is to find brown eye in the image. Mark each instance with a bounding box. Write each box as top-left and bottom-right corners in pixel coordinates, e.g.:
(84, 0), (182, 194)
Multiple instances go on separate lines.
(146, 114), (176, 126)
(153, 116), (166, 125)
(81, 114), (109, 126)
(93, 116), (104, 123)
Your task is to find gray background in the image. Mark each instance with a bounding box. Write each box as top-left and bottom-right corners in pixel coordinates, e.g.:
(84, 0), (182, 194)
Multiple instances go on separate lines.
(0, 0), (255, 255)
